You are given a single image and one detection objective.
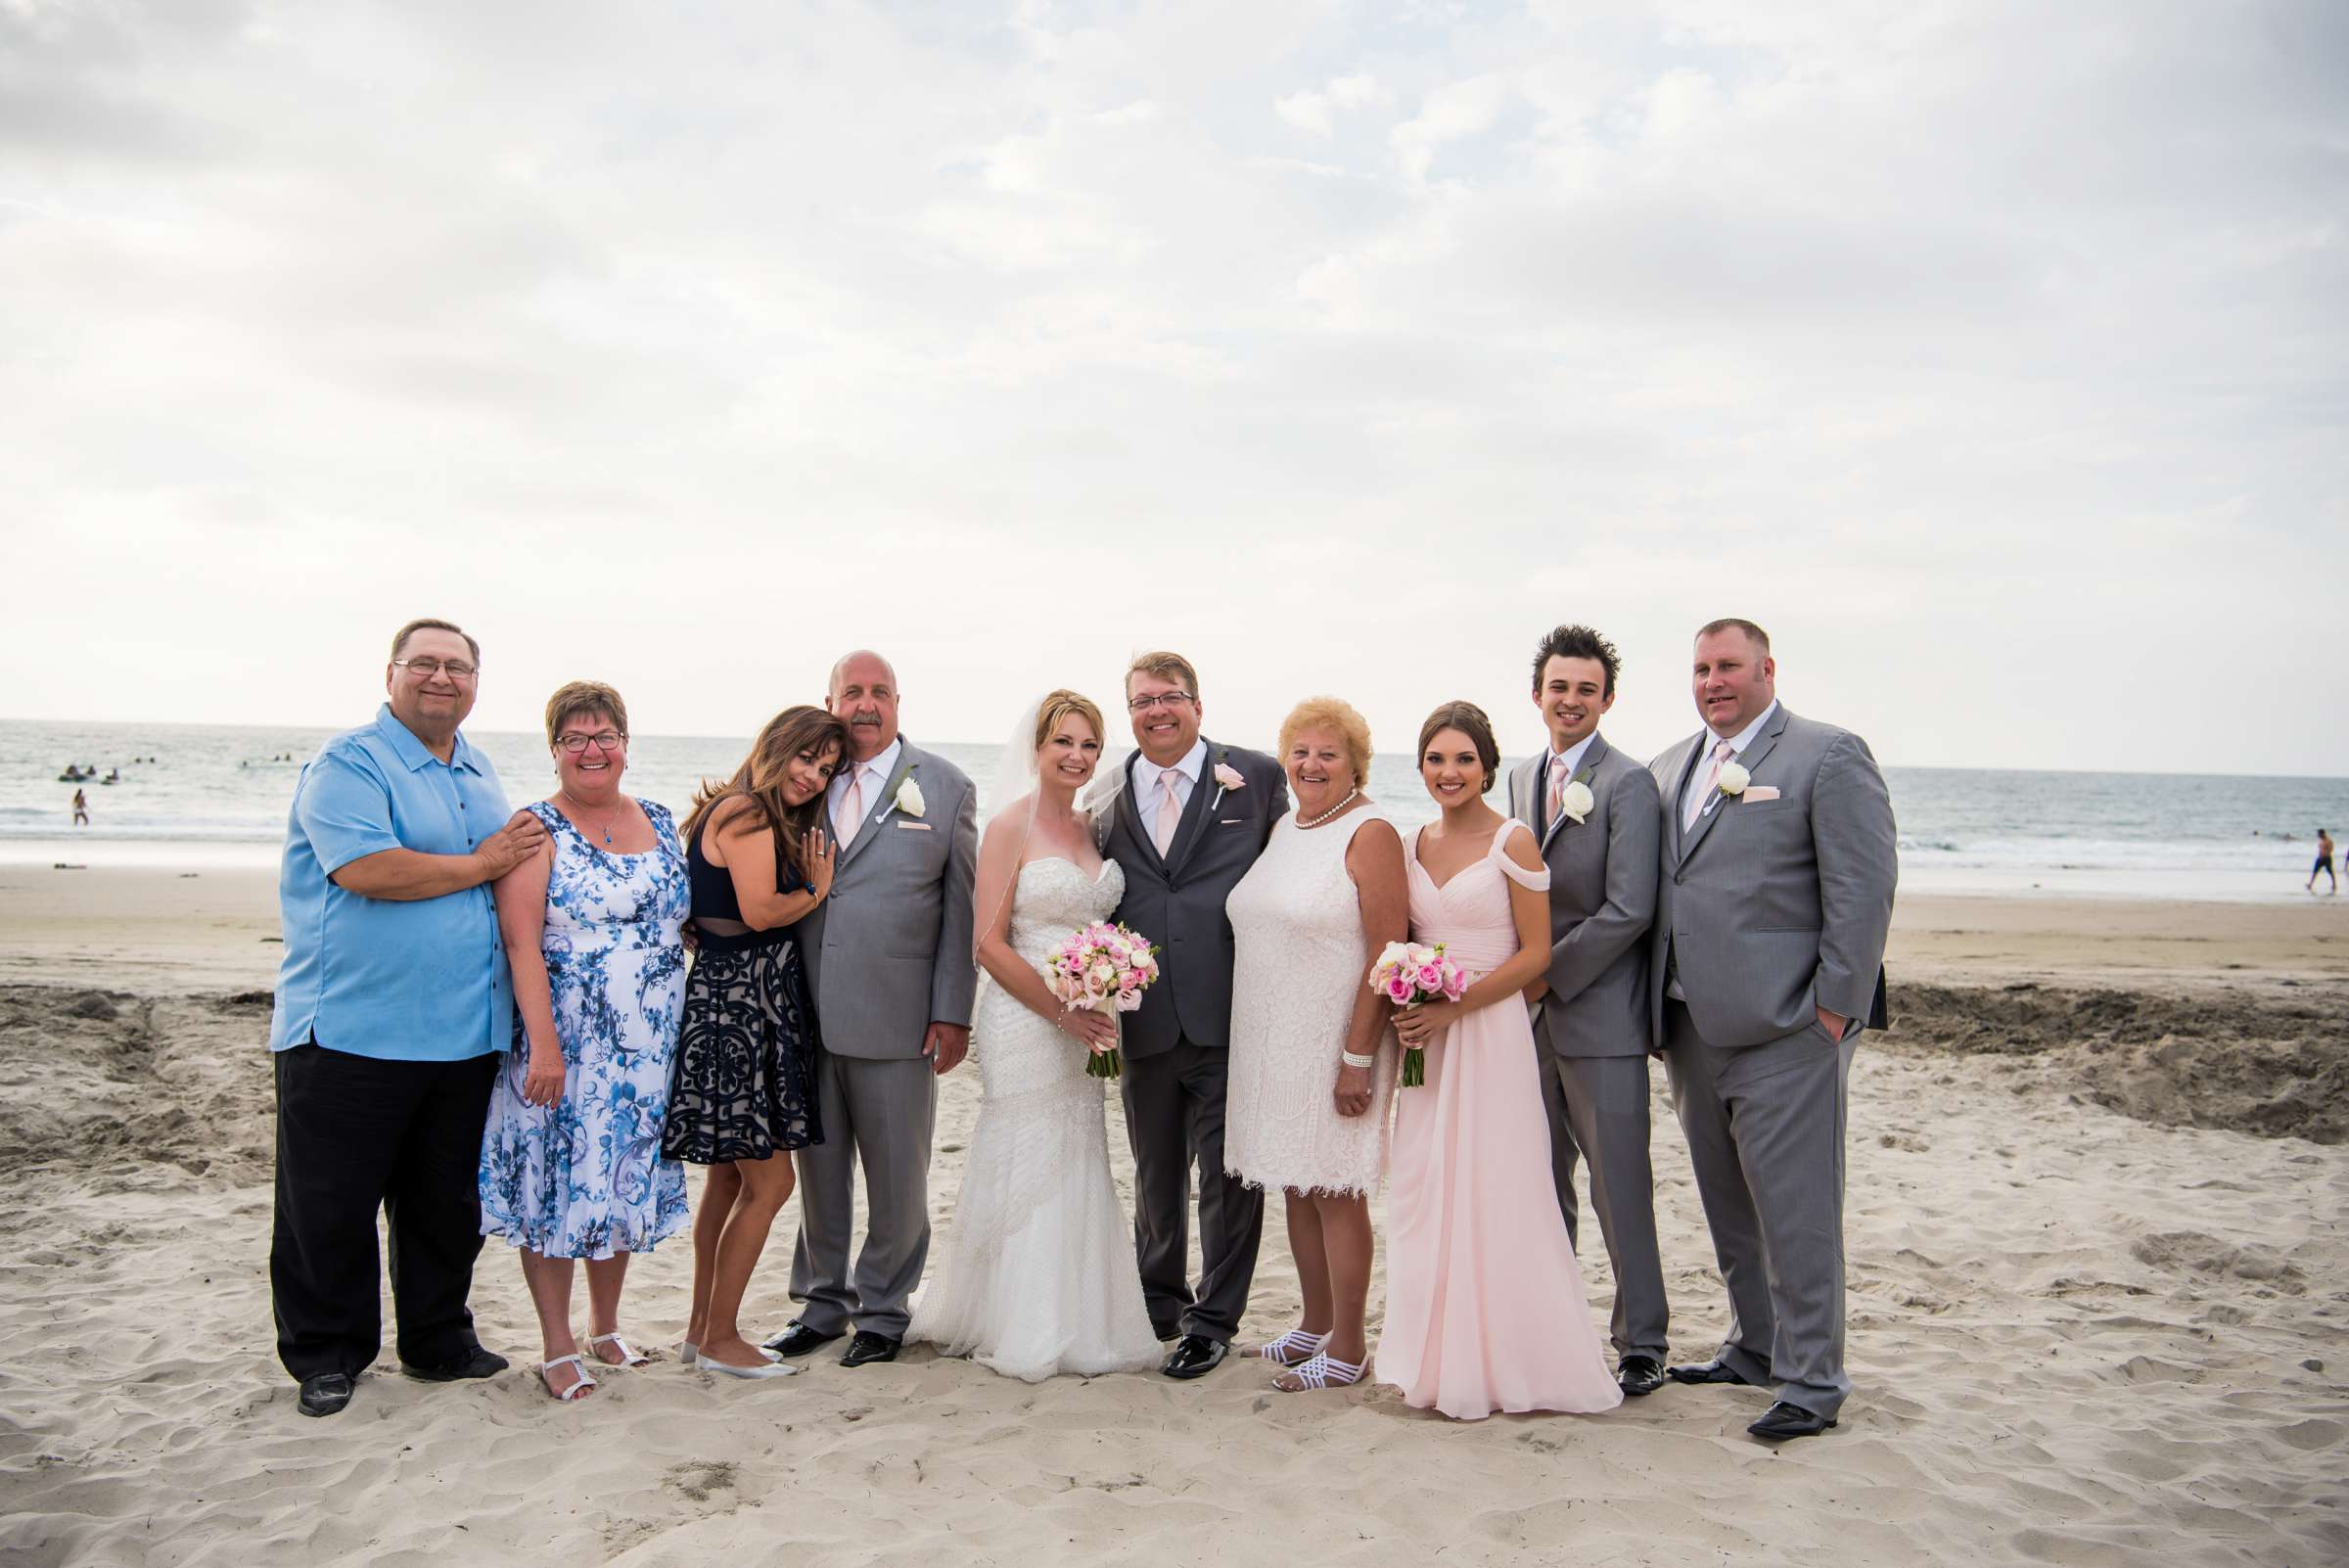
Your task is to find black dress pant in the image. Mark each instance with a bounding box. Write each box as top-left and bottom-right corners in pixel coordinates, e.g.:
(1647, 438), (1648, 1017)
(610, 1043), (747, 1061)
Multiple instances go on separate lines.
(270, 1042), (499, 1381)
(1119, 1038), (1264, 1343)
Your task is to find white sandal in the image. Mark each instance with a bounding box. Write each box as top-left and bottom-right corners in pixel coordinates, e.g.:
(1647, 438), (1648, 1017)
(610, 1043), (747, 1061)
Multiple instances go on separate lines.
(540, 1354), (598, 1402)
(1256, 1328), (1328, 1366)
(588, 1332), (651, 1368)
(1275, 1351), (1366, 1392)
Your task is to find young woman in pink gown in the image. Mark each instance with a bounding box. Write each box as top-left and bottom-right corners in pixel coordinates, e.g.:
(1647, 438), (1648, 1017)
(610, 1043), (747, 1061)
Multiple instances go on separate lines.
(1377, 702), (1624, 1421)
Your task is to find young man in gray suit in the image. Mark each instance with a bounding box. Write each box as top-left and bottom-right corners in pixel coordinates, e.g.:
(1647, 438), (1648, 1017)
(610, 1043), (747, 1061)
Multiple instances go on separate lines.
(1647, 619), (1897, 1441)
(1095, 651), (1286, 1379)
(767, 651), (978, 1367)
(1505, 624), (1668, 1400)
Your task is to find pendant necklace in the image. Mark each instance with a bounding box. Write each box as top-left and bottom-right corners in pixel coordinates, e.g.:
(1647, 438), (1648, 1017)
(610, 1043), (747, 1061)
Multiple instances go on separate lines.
(562, 791), (619, 846)
(1297, 787), (1359, 829)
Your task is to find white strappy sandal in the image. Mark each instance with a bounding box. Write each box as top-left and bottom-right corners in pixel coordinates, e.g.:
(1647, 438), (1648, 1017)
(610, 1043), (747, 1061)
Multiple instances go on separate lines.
(1274, 1351), (1366, 1392)
(1256, 1328), (1328, 1366)
(588, 1332), (651, 1368)
(540, 1354), (598, 1402)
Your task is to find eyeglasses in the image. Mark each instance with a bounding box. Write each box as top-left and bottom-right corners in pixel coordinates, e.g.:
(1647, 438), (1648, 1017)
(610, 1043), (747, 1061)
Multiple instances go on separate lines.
(1128, 692), (1195, 714)
(392, 658), (479, 680)
(555, 732), (626, 754)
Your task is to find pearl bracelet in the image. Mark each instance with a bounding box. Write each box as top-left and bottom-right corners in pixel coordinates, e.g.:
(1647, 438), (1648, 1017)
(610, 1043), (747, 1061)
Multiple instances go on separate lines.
(1340, 1050), (1376, 1070)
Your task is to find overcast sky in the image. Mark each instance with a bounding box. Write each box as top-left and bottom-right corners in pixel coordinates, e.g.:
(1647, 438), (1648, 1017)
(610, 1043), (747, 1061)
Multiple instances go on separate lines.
(3, 0), (2344, 773)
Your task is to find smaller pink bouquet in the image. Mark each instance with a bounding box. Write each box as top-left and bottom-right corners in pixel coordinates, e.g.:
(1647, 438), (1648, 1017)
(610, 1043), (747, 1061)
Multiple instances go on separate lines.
(1047, 920), (1162, 1080)
(1367, 940), (1470, 1087)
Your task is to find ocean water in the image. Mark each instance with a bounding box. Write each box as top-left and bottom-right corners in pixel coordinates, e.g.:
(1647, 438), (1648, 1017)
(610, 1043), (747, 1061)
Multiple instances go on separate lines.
(4, 718), (2343, 901)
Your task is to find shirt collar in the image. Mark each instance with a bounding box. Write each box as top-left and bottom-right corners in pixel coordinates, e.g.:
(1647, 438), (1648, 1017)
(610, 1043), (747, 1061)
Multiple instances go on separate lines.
(1545, 733), (1598, 777)
(1712, 699), (1779, 758)
(835, 737), (902, 795)
(375, 704), (481, 774)
(1135, 737), (1208, 789)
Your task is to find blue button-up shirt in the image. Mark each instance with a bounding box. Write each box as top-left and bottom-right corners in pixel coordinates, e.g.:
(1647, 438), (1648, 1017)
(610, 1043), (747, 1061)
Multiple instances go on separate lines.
(269, 705), (514, 1061)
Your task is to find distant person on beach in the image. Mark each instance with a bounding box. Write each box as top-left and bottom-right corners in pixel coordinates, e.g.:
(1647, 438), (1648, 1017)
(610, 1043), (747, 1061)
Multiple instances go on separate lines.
(267, 617), (548, 1420)
(70, 789), (87, 827)
(2312, 829), (2337, 895)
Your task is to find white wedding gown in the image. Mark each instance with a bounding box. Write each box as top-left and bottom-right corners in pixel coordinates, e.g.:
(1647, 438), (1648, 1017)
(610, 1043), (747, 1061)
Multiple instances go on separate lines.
(907, 856), (1163, 1382)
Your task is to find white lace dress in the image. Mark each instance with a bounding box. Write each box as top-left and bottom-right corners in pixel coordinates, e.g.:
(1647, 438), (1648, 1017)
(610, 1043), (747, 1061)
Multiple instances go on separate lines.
(1223, 807), (1400, 1197)
(907, 856), (1163, 1382)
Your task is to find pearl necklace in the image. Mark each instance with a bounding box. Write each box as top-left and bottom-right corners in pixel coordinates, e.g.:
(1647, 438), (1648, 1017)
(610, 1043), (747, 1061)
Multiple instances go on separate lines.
(1296, 787), (1359, 830)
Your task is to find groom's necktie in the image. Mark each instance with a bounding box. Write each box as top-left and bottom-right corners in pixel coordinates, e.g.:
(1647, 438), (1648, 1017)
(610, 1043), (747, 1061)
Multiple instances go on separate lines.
(835, 771), (864, 849)
(1152, 773), (1183, 856)
(1684, 740), (1734, 832)
(1546, 755), (1569, 827)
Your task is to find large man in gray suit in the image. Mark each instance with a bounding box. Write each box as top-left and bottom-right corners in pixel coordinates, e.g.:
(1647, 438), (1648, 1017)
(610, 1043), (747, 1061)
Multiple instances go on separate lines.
(767, 651), (978, 1367)
(1504, 623), (1668, 1400)
(1648, 619), (1896, 1441)
(1094, 650), (1285, 1379)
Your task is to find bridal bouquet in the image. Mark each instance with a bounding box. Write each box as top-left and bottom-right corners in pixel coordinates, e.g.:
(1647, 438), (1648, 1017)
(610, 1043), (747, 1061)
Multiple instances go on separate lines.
(1368, 941), (1470, 1088)
(1047, 921), (1161, 1080)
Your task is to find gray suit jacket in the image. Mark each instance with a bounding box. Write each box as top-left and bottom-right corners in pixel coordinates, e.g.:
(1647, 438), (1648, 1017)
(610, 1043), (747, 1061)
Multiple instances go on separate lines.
(798, 739), (979, 1060)
(1645, 705), (1897, 1051)
(1090, 739), (1286, 1060)
(1507, 733), (1662, 1058)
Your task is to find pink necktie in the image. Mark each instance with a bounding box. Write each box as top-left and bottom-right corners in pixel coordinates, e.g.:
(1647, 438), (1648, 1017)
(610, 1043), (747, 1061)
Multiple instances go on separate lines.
(1684, 740), (1734, 832)
(1547, 756), (1569, 824)
(1153, 773), (1182, 855)
(835, 772), (864, 848)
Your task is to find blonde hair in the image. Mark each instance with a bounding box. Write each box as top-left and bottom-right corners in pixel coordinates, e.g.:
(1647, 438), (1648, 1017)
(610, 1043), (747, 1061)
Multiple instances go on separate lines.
(1125, 650), (1200, 700)
(1277, 697), (1373, 786)
(1034, 689), (1106, 756)
(543, 680), (628, 747)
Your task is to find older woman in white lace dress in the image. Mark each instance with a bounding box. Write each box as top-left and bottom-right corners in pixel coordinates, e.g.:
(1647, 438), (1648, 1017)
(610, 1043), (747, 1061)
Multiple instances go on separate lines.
(1223, 697), (1409, 1392)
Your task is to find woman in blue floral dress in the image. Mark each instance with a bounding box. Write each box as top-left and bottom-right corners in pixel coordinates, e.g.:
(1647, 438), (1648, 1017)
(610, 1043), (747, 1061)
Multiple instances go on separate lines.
(482, 681), (691, 1401)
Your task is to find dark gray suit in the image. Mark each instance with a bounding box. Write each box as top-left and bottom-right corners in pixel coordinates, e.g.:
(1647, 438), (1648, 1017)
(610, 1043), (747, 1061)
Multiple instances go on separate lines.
(1093, 739), (1285, 1343)
(1505, 732), (1667, 1362)
(789, 740), (978, 1341)
(1647, 703), (1896, 1418)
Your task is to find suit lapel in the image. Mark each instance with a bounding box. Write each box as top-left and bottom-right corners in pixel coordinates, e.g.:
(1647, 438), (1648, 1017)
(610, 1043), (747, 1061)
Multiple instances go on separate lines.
(834, 745), (917, 874)
(1665, 733), (1707, 864)
(1540, 734), (1611, 852)
(1679, 706), (1788, 866)
(1162, 743), (1221, 880)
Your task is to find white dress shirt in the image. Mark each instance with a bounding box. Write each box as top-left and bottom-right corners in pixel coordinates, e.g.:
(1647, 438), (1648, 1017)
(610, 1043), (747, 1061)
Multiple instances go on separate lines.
(829, 736), (903, 840)
(1678, 700), (1778, 829)
(1132, 737), (1207, 825)
(1542, 732), (1599, 827)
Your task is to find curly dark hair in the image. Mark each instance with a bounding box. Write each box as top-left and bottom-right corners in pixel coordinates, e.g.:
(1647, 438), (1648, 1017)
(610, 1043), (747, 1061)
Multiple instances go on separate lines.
(1530, 623), (1622, 700)
(1415, 701), (1500, 796)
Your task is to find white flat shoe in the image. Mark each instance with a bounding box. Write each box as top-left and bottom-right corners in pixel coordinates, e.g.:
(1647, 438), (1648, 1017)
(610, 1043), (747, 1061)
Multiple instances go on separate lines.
(701, 1355), (799, 1380)
(681, 1339), (779, 1367)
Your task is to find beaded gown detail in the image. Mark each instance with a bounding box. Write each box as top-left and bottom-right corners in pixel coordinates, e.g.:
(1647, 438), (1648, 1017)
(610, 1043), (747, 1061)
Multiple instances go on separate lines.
(908, 856), (1162, 1382)
(1375, 818), (1623, 1420)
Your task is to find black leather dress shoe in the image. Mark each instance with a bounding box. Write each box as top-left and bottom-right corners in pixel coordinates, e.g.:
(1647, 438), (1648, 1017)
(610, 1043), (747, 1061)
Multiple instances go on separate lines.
(1748, 1401), (1837, 1441)
(298, 1372), (354, 1417)
(400, 1346), (509, 1382)
(1666, 1358), (1754, 1387)
(1617, 1356), (1667, 1397)
(840, 1331), (901, 1367)
(1160, 1334), (1227, 1380)
(763, 1321), (845, 1358)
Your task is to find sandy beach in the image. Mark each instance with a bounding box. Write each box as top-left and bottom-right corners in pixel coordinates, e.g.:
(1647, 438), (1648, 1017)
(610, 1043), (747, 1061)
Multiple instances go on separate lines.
(1, 865), (2343, 1566)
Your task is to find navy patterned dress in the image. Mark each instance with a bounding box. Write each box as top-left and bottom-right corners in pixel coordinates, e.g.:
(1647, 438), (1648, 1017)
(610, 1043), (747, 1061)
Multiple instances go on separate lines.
(479, 800), (691, 1260)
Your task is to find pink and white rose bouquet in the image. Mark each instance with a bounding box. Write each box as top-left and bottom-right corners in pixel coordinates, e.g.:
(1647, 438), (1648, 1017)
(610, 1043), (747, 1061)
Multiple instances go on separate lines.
(1046, 920), (1162, 1080)
(1367, 940), (1469, 1087)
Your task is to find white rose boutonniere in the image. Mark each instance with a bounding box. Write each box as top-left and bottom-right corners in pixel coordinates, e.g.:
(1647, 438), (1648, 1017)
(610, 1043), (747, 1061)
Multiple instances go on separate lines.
(894, 777), (926, 818)
(1559, 778), (1596, 825)
(1211, 760), (1245, 807)
(1715, 761), (1751, 798)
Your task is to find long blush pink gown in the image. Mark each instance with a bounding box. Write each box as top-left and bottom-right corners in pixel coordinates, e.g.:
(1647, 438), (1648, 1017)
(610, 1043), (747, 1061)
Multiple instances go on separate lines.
(1376, 819), (1624, 1420)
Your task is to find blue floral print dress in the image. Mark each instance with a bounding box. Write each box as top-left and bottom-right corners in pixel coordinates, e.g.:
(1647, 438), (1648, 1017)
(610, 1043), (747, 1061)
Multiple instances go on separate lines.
(479, 800), (691, 1260)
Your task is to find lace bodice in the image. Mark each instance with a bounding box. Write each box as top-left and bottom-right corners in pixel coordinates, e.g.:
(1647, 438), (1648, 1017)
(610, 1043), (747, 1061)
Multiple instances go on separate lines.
(1007, 856), (1128, 967)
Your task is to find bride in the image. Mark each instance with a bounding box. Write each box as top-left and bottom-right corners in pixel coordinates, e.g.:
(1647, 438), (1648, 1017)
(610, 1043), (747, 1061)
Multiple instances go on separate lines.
(905, 690), (1162, 1381)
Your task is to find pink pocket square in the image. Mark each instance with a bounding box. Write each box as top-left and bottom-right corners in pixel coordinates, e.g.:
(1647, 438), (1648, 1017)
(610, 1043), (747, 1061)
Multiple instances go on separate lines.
(1742, 786), (1781, 803)
(895, 820), (933, 830)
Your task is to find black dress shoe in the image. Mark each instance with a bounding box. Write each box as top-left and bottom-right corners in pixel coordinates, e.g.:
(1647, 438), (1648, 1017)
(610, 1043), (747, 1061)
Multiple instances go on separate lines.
(400, 1346), (510, 1382)
(1666, 1358), (1754, 1387)
(1160, 1334), (1227, 1380)
(1616, 1356), (1667, 1397)
(763, 1321), (845, 1358)
(840, 1331), (901, 1367)
(298, 1372), (354, 1418)
(1748, 1401), (1837, 1441)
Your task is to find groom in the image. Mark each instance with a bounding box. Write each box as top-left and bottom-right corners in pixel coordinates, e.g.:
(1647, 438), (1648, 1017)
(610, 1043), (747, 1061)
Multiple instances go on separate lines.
(1094, 651), (1285, 1378)
(1648, 619), (1896, 1441)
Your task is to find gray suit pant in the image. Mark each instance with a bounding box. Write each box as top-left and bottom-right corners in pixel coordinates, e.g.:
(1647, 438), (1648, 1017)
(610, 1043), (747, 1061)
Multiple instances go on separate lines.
(788, 1052), (937, 1341)
(1537, 1045), (1670, 1361)
(1663, 1000), (1858, 1418)
(1119, 1039), (1264, 1343)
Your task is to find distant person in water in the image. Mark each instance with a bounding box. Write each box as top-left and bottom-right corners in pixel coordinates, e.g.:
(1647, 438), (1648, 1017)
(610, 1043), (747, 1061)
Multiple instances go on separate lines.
(2312, 829), (2337, 895)
(70, 789), (88, 827)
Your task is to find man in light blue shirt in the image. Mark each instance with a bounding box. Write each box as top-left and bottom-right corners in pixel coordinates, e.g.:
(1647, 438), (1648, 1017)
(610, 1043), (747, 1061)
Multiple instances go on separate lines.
(268, 618), (547, 1418)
